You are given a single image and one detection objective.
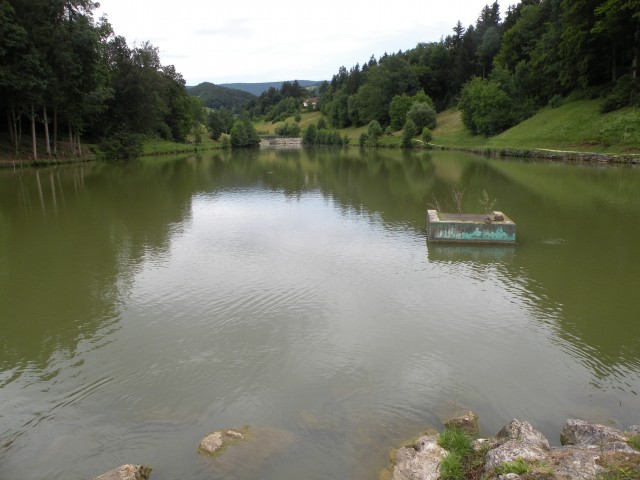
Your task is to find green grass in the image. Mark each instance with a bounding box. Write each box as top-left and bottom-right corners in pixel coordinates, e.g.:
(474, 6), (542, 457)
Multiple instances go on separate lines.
(437, 428), (480, 480)
(627, 435), (640, 451)
(597, 451), (640, 480)
(431, 99), (640, 155)
(141, 134), (221, 156)
(494, 458), (532, 476)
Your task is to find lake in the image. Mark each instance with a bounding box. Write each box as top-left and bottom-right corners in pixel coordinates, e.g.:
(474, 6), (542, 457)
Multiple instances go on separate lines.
(1, 148), (639, 479)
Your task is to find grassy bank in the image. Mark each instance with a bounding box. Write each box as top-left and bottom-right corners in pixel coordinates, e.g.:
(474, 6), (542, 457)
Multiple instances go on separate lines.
(431, 99), (640, 156)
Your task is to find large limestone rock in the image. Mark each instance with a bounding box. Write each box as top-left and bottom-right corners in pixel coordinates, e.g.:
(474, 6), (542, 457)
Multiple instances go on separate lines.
(549, 447), (604, 480)
(391, 434), (448, 480)
(560, 419), (627, 447)
(198, 425), (295, 477)
(628, 425), (640, 436)
(198, 427), (248, 456)
(93, 464), (151, 480)
(444, 411), (479, 435)
(485, 420), (550, 472)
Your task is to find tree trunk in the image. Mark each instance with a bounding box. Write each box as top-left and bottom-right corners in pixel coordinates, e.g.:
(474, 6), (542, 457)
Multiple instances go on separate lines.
(7, 109), (15, 152)
(53, 107), (58, 155)
(69, 125), (75, 155)
(76, 131), (82, 156)
(30, 105), (37, 161)
(43, 105), (51, 156)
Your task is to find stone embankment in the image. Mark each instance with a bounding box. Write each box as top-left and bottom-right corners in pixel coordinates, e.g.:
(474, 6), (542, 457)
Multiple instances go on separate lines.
(259, 136), (303, 148)
(428, 144), (640, 164)
(387, 413), (640, 480)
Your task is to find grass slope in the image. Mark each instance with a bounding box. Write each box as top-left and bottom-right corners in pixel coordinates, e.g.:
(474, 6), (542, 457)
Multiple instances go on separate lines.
(432, 99), (640, 154)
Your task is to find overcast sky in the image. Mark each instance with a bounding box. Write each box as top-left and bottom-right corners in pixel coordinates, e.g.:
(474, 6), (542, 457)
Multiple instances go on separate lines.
(95, 0), (506, 86)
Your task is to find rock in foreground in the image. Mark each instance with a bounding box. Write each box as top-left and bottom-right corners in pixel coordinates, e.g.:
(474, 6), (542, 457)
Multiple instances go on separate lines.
(391, 433), (448, 480)
(93, 464), (151, 480)
(385, 416), (640, 480)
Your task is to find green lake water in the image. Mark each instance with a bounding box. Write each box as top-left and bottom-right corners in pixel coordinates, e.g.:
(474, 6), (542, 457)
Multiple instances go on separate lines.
(1, 148), (639, 479)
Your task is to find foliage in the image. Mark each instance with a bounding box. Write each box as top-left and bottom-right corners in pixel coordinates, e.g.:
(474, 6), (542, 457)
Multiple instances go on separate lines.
(458, 77), (516, 136)
(627, 435), (640, 451)
(367, 120), (383, 146)
(389, 94), (414, 131)
(230, 119), (259, 148)
(359, 132), (368, 147)
(401, 119), (418, 148)
(479, 189), (497, 213)
(98, 131), (145, 160)
(302, 124), (317, 144)
(406, 101), (437, 131)
(601, 75), (640, 113)
(421, 127), (432, 143)
(274, 122), (301, 136)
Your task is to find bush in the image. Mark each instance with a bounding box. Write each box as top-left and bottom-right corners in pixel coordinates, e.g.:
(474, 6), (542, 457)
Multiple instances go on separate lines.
(275, 122), (301, 136)
(458, 77), (516, 136)
(99, 131), (145, 160)
(302, 124), (317, 144)
(230, 119), (260, 148)
(406, 102), (437, 131)
(402, 119), (418, 148)
(601, 75), (640, 113)
(421, 127), (432, 143)
(359, 132), (368, 147)
(367, 120), (383, 146)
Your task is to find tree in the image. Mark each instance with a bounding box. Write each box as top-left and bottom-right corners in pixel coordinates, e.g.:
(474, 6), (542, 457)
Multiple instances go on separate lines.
(230, 118), (259, 148)
(302, 123), (317, 144)
(402, 119), (417, 147)
(208, 110), (225, 140)
(406, 102), (436, 131)
(389, 94), (413, 131)
(367, 120), (383, 146)
(458, 77), (515, 136)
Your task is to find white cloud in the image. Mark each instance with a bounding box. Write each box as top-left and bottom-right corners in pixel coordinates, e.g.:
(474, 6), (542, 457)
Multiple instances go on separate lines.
(95, 0), (503, 85)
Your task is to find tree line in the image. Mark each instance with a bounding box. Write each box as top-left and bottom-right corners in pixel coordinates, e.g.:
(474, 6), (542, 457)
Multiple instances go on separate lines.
(247, 0), (638, 140)
(0, 0), (203, 160)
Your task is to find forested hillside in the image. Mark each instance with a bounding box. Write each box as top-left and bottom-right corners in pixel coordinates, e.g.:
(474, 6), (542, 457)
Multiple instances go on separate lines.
(187, 82), (255, 113)
(0, 0), (203, 160)
(290, 0), (639, 139)
(221, 80), (321, 96)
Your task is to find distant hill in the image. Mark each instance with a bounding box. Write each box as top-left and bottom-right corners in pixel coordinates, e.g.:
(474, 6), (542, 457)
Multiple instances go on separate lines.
(220, 80), (323, 96)
(187, 82), (255, 113)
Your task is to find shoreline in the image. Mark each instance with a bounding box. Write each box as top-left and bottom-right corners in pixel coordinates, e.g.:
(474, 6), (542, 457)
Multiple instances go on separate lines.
(427, 143), (640, 164)
(3, 142), (639, 169)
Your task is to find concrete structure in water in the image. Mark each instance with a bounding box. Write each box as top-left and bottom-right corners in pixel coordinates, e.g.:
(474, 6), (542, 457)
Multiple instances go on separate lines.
(426, 210), (516, 244)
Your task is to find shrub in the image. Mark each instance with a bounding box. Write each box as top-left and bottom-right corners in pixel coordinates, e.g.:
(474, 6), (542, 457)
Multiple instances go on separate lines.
(401, 119), (418, 148)
(99, 131), (145, 160)
(421, 127), (432, 143)
(359, 132), (368, 147)
(602, 75), (640, 113)
(407, 102), (437, 131)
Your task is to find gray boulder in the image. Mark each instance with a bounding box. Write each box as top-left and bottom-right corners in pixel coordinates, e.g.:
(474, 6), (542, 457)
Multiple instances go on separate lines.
(560, 419), (627, 447)
(391, 434), (448, 480)
(628, 425), (640, 436)
(93, 465), (151, 480)
(549, 447), (604, 480)
(485, 420), (550, 472)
